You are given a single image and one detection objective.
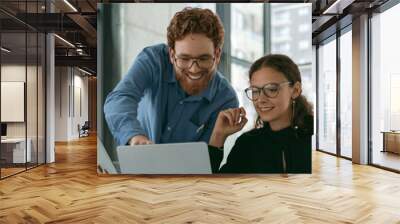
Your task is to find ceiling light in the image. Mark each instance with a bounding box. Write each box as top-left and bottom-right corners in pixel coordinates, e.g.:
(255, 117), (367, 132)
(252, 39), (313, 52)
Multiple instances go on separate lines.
(54, 34), (75, 48)
(63, 0), (78, 12)
(322, 0), (354, 15)
(1, 47), (11, 53)
(78, 67), (93, 76)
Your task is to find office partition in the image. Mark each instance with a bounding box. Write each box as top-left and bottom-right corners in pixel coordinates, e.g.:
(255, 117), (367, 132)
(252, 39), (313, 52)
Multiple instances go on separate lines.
(0, 1), (47, 179)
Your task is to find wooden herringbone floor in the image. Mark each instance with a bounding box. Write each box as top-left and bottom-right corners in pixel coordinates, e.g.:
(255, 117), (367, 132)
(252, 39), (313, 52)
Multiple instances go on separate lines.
(1, 135), (400, 224)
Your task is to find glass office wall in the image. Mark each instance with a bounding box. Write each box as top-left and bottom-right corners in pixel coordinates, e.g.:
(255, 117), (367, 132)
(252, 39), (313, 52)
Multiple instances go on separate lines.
(27, 31), (38, 169)
(37, 31), (45, 165)
(25, 0), (46, 169)
(0, 2), (46, 179)
(371, 3), (400, 171)
(231, 4), (263, 63)
(36, 0), (46, 166)
(317, 36), (337, 154)
(339, 28), (352, 158)
(1, 31), (28, 177)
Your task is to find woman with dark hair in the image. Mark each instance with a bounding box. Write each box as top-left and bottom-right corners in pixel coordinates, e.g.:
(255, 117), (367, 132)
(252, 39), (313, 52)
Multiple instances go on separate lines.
(208, 54), (314, 173)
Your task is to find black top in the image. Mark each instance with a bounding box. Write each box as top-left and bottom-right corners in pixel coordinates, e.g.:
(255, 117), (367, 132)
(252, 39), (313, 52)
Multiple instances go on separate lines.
(208, 116), (313, 174)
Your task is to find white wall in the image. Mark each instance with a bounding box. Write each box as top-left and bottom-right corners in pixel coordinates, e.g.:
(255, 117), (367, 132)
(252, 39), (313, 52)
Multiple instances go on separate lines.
(55, 67), (68, 141)
(1, 66), (26, 130)
(72, 73), (89, 138)
(1, 82), (25, 122)
(1, 65), (27, 141)
(1, 63), (46, 164)
(54, 67), (89, 141)
(1, 65), (41, 137)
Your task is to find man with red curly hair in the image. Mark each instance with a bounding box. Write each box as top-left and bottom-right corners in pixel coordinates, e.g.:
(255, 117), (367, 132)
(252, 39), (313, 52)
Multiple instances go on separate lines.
(104, 7), (238, 146)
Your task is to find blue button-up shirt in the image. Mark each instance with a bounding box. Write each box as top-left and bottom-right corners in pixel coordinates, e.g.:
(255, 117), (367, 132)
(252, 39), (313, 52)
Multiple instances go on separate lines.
(104, 44), (239, 145)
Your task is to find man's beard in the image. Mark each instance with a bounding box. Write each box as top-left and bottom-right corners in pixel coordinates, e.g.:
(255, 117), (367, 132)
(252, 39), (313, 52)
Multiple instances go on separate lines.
(175, 69), (214, 96)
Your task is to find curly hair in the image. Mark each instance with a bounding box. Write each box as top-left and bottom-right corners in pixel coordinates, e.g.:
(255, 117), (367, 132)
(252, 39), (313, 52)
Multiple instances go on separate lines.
(167, 7), (224, 49)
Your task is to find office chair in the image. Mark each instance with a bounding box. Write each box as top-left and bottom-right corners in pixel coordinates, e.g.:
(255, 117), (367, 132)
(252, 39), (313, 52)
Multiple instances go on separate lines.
(78, 121), (90, 138)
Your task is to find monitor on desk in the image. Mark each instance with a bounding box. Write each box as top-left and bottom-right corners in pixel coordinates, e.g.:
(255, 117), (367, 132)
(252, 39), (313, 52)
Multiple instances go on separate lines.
(1, 123), (7, 138)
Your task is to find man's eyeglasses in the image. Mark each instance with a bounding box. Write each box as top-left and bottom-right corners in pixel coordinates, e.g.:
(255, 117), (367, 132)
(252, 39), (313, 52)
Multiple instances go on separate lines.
(173, 55), (215, 70)
(245, 81), (292, 101)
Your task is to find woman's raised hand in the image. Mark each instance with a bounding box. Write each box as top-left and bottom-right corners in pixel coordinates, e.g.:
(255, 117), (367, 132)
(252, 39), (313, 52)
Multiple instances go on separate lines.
(209, 107), (248, 148)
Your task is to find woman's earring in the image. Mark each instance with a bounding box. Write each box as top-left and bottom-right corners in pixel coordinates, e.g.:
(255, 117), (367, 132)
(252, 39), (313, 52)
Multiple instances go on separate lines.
(292, 99), (296, 118)
(292, 99), (298, 130)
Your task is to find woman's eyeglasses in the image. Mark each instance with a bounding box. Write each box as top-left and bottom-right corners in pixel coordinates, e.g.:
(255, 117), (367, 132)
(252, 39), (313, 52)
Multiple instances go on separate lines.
(245, 81), (292, 101)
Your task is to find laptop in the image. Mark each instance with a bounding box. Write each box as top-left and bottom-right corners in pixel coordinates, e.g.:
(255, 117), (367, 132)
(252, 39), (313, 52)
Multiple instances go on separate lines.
(116, 142), (212, 174)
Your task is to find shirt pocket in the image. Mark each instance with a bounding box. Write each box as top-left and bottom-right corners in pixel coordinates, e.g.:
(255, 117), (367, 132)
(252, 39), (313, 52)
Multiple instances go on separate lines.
(185, 120), (205, 141)
(190, 109), (214, 138)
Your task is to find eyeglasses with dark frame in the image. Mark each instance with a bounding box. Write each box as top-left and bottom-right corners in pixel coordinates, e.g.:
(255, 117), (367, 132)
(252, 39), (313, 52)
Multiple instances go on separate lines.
(245, 81), (293, 101)
(173, 54), (216, 70)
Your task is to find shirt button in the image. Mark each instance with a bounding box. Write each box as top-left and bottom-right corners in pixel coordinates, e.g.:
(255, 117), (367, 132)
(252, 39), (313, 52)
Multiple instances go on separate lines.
(167, 126), (171, 131)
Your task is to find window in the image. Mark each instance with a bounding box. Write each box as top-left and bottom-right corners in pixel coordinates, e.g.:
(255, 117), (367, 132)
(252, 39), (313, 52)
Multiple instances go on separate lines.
(278, 27), (290, 37)
(225, 3), (313, 160)
(298, 24), (310, 32)
(298, 7), (308, 16)
(230, 3), (264, 132)
(318, 37), (337, 154)
(371, 3), (400, 171)
(231, 4), (264, 62)
(390, 75), (400, 129)
(271, 4), (311, 64)
(186, 3), (216, 12)
(275, 43), (291, 52)
(275, 11), (290, 23)
(298, 40), (309, 50)
(339, 29), (352, 158)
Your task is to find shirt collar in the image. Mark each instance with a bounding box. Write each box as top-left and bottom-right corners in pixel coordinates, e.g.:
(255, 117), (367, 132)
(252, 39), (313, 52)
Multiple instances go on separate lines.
(198, 71), (218, 102)
(162, 44), (178, 83)
(164, 64), (177, 83)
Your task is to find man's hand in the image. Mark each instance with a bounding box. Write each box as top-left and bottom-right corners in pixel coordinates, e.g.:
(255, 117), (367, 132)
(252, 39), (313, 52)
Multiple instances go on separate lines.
(129, 135), (153, 145)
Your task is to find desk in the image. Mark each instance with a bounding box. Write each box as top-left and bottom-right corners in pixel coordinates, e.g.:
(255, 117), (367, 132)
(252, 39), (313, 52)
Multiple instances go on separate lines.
(381, 131), (400, 154)
(1, 138), (32, 164)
